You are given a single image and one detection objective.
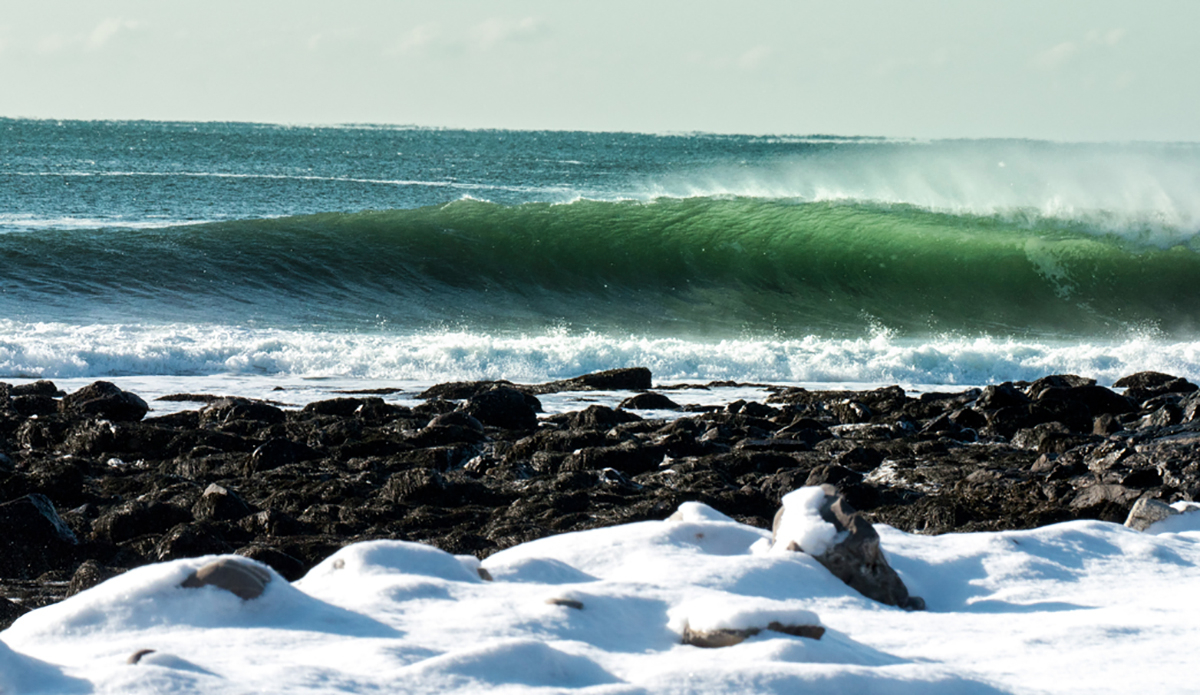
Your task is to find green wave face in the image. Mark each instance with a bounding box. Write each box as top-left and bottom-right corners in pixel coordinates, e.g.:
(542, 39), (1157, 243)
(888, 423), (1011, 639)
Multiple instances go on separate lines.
(3, 197), (1199, 338)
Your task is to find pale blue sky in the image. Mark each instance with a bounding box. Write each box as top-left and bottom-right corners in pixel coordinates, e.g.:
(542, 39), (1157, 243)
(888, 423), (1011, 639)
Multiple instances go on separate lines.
(2, 0), (1197, 140)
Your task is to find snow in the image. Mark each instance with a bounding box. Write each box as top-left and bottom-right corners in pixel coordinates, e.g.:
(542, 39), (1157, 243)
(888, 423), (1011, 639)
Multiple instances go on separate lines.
(767, 486), (845, 556)
(4, 490), (1200, 694)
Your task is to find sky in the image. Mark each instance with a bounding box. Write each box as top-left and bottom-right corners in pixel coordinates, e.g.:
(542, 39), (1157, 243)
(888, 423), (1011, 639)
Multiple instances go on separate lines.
(1, 0), (1198, 141)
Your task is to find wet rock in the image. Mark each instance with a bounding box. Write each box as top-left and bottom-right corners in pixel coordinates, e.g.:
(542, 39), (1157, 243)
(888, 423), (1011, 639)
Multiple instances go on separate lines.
(0, 494), (79, 579)
(1, 595), (28, 629)
(235, 545), (306, 581)
(93, 500), (194, 543)
(60, 381), (149, 422)
(619, 392), (682, 410)
(66, 559), (120, 596)
(200, 398), (286, 427)
(247, 438), (319, 473)
(461, 386), (540, 430)
(1115, 371), (1198, 402)
(11, 380), (63, 397)
(533, 367), (653, 393)
(1025, 374), (1096, 397)
(564, 405), (642, 430)
(192, 483), (254, 521)
(11, 394), (59, 418)
(155, 522), (235, 561)
(975, 383), (1030, 410)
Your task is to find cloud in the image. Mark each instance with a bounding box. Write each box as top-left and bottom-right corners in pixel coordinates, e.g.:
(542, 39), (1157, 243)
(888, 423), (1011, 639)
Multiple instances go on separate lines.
(737, 45), (772, 71)
(387, 17), (544, 56)
(1031, 41), (1079, 70)
(1030, 28), (1125, 71)
(469, 17), (544, 50)
(86, 18), (142, 51)
(393, 23), (440, 55)
(37, 33), (70, 55)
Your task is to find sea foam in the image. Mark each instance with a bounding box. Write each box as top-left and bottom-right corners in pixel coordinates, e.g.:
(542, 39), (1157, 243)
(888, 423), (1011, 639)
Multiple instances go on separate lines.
(2, 321), (1197, 387)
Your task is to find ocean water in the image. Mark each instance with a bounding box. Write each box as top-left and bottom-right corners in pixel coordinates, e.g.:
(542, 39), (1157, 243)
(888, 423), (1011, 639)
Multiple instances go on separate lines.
(2, 119), (1199, 400)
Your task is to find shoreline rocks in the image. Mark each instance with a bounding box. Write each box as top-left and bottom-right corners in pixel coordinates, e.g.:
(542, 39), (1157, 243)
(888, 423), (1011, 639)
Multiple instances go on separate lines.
(3, 370), (1199, 627)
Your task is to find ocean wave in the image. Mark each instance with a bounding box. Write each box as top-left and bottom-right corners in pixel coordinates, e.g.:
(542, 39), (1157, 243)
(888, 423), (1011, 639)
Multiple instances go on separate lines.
(2, 197), (1198, 337)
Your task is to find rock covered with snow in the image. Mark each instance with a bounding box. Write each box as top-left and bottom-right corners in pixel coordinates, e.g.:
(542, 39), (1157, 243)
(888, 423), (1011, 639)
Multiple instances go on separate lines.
(770, 485), (923, 610)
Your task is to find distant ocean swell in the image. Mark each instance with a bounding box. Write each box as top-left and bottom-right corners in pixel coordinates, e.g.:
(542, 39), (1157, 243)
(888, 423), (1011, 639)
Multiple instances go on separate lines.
(3, 196), (1197, 337)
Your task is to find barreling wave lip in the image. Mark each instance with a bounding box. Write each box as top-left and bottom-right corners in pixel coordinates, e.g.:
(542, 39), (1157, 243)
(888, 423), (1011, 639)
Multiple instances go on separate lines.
(2, 196), (1199, 338)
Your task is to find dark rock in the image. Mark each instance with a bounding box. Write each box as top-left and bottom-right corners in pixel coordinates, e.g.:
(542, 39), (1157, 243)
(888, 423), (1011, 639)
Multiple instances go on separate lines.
(11, 394), (60, 418)
(192, 483), (254, 521)
(200, 398), (286, 427)
(93, 500), (194, 543)
(619, 392), (682, 410)
(1093, 413), (1123, 436)
(1070, 484), (1142, 522)
(247, 438), (319, 473)
(532, 367), (653, 394)
(239, 509), (308, 537)
(301, 397), (406, 423)
(66, 559), (120, 596)
(1, 595), (29, 629)
(11, 380), (62, 397)
(0, 494), (78, 579)
(772, 485), (921, 609)
(418, 380), (519, 400)
(155, 522), (234, 561)
(462, 386), (540, 430)
(564, 405), (642, 430)
(1115, 371), (1180, 390)
(60, 381), (149, 422)
(235, 545), (306, 581)
(975, 383), (1030, 410)
(1025, 374), (1096, 398)
(1115, 372), (1198, 401)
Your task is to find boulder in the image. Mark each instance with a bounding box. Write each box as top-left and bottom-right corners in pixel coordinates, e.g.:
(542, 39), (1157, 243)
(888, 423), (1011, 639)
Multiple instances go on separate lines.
(461, 386), (540, 430)
(60, 381), (149, 422)
(975, 383), (1030, 410)
(180, 557), (272, 600)
(681, 621), (825, 648)
(200, 398), (286, 427)
(618, 392), (681, 410)
(192, 483), (254, 521)
(1114, 372), (1198, 401)
(531, 367), (653, 394)
(0, 494), (78, 579)
(1070, 484), (1142, 522)
(66, 559), (120, 596)
(1124, 497), (1178, 532)
(10, 380), (62, 397)
(771, 485), (923, 610)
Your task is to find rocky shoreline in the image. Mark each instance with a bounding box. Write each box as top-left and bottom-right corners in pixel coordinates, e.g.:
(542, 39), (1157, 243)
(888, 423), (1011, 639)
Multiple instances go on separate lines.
(3, 368), (1199, 629)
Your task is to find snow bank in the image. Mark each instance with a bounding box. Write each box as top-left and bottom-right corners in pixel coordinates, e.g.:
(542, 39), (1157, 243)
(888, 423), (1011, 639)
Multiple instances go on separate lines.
(3, 501), (1200, 694)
